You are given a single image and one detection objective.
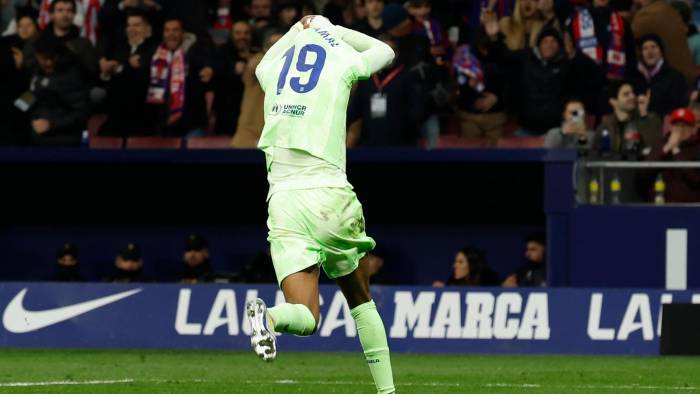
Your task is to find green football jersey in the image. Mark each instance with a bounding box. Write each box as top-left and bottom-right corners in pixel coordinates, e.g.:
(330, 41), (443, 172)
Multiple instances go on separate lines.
(256, 25), (371, 172)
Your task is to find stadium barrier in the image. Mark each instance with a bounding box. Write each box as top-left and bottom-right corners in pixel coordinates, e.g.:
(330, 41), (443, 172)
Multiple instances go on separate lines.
(1, 283), (698, 355)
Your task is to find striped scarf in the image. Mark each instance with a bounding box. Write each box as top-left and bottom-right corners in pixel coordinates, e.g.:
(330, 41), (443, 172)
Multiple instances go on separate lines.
(571, 9), (626, 80)
(146, 45), (187, 125)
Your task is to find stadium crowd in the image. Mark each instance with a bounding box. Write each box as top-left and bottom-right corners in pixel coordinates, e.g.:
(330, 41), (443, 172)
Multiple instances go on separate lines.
(1, 0), (700, 284)
(0, 0), (699, 198)
(50, 232), (546, 287)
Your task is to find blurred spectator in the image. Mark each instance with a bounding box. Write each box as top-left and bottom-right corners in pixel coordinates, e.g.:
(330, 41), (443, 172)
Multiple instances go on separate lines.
(49, 242), (85, 282)
(161, 0), (209, 39)
(595, 79), (661, 156)
(24, 0), (99, 82)
(566, 0), (637, 81)
(432, 247), (500, 288)
(347, 35), (426, 147)
(381, 3), (438, 146)
(107, 242), (148, 282)
(484, 14), (601, 136)
(25, 33), (89, 146)
(646, 106), (700, 202)
(352, 0), (383, 37)
(99, 0), (163, 54)
(502, 233), (546, 288)
(631, 0), (695, 85)
(231, 27), (280, 148)
(300, 0), (316, 17)
(3, 12), (39, 61)
(408, 0), (450, 66)
(453, 28), (507, 145)
(382, 3), (431, 68)
(144, 17), (213, 137)
(180, 234), (213, 283)
(240, 246), (276, 283)
(544, 98), (595, 150)
(324, 0), (363, 27)
(632, 34), (689, 117)
(538, 0), (561, 31)
(208, 0), (234, 47)
(214, 20), (253, 135)
(272, 0), (300, 30)
(247, 0), (272, 21)
(670, 1), (700, 66)
(98, 9), (156, 136)
(498, 0), (544, 50)
(0, 25), (28, 145)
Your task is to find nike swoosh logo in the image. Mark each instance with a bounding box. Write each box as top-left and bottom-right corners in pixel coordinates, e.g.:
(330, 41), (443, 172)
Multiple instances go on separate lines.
(2, 288), (142, 333)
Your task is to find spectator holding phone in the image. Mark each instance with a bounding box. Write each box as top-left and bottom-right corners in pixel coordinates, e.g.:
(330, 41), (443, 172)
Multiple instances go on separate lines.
(544, 98), (594, 149)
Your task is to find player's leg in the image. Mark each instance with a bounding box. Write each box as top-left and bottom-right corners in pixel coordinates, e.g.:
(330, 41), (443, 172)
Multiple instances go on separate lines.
(336, 263), (395, 394)
(266, 265), (321, 336)
(246, 190), (322, 361)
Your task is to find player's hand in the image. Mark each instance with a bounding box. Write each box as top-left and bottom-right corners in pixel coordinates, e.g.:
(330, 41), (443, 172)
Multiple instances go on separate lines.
(301, 15), (315, 29)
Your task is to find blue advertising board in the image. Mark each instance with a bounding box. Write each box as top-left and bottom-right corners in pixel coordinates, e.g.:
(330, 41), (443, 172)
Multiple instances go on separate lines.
(1, 283), (698, 355)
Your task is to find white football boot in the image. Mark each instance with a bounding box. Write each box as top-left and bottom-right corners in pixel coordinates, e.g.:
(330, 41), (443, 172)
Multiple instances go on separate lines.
(245, 298), (277, 362)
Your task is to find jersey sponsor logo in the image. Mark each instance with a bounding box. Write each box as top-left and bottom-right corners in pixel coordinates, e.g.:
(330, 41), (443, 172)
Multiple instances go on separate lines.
(268, 103), (308, 118)
(2, 288), (142, 333)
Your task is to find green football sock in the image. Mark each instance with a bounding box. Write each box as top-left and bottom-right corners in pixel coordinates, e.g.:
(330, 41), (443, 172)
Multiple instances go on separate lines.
(351, 300), (395, 394)
(266, 303), (317, 336)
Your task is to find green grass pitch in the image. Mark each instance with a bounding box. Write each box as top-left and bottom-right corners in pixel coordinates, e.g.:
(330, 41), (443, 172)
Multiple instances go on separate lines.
(0, 349), (698, 393)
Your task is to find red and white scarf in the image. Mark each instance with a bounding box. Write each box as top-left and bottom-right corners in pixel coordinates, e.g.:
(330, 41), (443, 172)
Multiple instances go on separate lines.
(147, 45), (187, 125)
(572, 9), (626, 80)
(38, 0), (51, 30)
(82, 0), (101, 45)
(638, 59), (664, 82)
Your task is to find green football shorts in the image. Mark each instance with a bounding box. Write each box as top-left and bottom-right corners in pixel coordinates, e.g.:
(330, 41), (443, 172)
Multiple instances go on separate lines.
(267, 187), (376, 285)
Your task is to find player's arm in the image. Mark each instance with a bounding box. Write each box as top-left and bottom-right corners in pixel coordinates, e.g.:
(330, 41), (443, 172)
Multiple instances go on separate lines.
(334, 26), (395, 77)
(255, 21), (304, 82)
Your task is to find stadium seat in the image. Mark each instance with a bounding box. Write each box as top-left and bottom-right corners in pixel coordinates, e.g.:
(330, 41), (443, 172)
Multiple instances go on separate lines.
(441, 113), (461, 135)
(126, 137), (183, 149)
(87, 114), (107, 137)
(89, 136), (123, 149)
(496, 136), (545, 148)
(585, 114), (597, 130)
(205, 91), (216, 133)
(435, 135), (488, 148)
(502, 115), (519, 136)
(186, 136), (233, 149)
